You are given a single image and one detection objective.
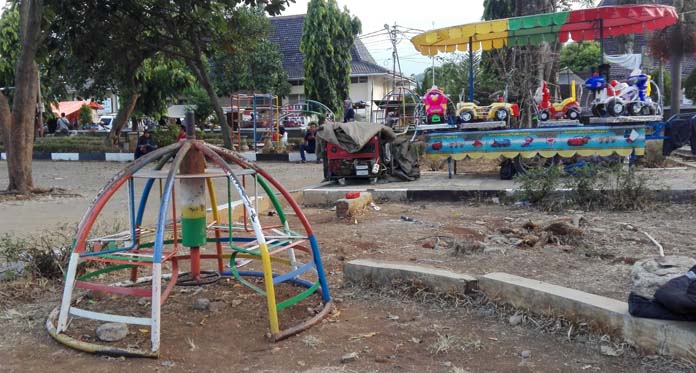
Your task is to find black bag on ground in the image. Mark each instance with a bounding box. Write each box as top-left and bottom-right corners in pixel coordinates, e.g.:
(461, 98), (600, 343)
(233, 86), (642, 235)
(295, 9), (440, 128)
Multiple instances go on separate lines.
(628, 292), (696, 321)
(628, 265), (696, 321)
(653, 265), (696, 316)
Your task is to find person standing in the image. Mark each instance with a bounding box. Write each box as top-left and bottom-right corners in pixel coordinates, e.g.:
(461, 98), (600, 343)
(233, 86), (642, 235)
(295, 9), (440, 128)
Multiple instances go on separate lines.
(299, 123), (317, 163)
(57, 112), (70, 136)
(134, 129), (158, 159)
(343, 99), (355, 123)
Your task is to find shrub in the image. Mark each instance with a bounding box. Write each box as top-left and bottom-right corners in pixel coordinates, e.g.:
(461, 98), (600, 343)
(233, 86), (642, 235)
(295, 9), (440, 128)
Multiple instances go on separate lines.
(513, 164), (563, 206)
(641, 140), (667, 168)
(78, 104), (94, 127)
(514, 162), (651, 211)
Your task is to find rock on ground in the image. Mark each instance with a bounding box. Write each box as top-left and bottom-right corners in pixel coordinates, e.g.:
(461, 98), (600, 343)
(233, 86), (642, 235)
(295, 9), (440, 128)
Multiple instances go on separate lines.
(630, 256), (696, 299)
(194, 298), (211, 311)
(96, 322), (129, 342)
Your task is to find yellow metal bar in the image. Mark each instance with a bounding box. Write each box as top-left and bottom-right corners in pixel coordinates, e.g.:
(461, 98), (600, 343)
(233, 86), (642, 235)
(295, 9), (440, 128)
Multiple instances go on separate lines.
(571, 80), (576, 102)
(259, 242), (280, 333)
(647, 75), (652, 96)
(206, 178), (220, 221)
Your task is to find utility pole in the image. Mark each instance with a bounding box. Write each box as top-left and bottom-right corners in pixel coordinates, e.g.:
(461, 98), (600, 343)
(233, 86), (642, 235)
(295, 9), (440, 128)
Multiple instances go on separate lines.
(385, 23), (398, 92)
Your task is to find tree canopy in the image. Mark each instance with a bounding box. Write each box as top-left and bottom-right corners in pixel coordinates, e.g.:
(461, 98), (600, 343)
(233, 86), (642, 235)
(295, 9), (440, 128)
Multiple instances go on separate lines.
(301, 0), (361, 114)
(559, 41), (601, 74)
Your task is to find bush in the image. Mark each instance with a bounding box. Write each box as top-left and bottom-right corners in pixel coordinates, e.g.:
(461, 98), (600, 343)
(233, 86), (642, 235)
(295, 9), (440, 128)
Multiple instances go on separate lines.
(78, 104), (93, 127)
(513, 164), (563, 206)
(32, 136), (117, 153)
(641, 140), (667, 168)
(514, 162), (651, 211)
(153, 124), (180, 147)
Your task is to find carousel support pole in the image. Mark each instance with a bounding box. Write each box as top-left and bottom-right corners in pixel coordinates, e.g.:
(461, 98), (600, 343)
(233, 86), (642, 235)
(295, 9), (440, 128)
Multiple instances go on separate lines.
(181, 111), (207, 281)
(448, 157), (452, 179)
(468, 37), (474, 102)
(599, 19), (604, 65)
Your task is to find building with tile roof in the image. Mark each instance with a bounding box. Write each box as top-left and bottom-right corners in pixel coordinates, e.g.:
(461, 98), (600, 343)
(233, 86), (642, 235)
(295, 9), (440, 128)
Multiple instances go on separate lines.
(269, 14), (413, 120)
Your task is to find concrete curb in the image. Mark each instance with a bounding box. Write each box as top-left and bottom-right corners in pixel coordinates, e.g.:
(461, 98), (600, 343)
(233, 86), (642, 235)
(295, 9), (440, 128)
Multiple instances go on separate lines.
(343, 259), (478, 295)
(0, 152), (270, 163)
(343, 260), (696, 361)
(479, 272), (696, 361)
(303, 187), (695, 205)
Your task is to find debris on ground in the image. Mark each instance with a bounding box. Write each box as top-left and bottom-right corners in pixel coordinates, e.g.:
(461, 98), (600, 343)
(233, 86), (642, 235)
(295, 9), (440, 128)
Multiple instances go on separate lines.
(340, 352), (359, 363)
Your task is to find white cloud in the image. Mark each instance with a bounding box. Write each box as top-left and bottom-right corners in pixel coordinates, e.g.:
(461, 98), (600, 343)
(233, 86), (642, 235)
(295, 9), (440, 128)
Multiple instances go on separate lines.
(279, 0), (485, 75)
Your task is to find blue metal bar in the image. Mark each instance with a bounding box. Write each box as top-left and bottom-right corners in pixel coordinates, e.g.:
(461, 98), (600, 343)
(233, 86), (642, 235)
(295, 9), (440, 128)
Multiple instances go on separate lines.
(308, 235), (331, 302)
(136, 179), (156, 225)
(272, 261), (314, 285)
(253, 95), (257, 152)
(224, 271), (317, 291)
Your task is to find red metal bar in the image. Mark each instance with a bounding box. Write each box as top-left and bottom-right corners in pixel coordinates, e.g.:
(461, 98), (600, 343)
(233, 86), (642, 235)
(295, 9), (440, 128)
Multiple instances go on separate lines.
(74, 281), (151, 297)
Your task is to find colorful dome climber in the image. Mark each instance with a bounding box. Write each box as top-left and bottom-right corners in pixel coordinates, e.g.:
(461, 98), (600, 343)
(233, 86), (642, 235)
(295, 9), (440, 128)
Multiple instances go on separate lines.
(411, 4), (678, 55)
(46, 129), (332, 357)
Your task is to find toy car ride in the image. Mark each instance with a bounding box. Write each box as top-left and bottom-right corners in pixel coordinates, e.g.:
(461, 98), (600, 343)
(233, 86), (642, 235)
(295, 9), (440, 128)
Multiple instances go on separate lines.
(456, 94), (520, 126)
(534, 81), (581, 121)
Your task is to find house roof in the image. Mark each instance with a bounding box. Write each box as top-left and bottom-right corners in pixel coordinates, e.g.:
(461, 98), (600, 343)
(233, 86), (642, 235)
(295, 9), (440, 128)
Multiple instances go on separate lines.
(51, 101), (103, 116)
(269, 14), (390, 80)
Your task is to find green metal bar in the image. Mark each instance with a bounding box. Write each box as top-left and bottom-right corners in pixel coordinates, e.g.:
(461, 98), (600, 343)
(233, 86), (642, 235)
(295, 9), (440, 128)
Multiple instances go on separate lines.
(276, 281), (320, 311)
(77, 264), (136, 281)
(98, 254), (153, 262)
(256, 175), (287, 225)
(229, 252), (266, 295)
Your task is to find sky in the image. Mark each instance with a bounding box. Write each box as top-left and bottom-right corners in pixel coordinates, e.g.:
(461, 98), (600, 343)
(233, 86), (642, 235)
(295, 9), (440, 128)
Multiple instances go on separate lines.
(279, 0), (486, 76)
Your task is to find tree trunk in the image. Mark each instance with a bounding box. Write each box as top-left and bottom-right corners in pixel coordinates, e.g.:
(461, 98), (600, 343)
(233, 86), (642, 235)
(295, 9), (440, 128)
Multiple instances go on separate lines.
(670, 52), (682, 115)
(189, 58), (232, 149)
(6, 0), (43, 193)
(105, 91), (139, 147)
(0, 93), (10, 147)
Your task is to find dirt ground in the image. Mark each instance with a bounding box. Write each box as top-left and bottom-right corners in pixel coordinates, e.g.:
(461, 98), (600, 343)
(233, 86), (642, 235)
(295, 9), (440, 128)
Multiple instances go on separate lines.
(1, 160), (695, 372)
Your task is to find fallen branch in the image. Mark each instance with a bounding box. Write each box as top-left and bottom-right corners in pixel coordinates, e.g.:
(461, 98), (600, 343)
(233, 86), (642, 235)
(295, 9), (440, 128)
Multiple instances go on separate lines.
(642, 231), (665, 257)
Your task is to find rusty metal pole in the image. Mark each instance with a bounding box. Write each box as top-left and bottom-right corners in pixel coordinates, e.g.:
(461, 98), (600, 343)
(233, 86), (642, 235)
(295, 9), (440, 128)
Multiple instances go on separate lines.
(179, 111), (207, 282)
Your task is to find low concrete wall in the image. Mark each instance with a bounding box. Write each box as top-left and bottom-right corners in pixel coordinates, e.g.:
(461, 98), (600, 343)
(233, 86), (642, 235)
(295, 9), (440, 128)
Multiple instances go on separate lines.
(479, 272), (696, 360)
(344, 259), (478, 295)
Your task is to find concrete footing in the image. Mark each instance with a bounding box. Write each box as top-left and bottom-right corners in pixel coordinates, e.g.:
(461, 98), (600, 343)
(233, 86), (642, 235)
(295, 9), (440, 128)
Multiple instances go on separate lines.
(344, 259), (478, 295)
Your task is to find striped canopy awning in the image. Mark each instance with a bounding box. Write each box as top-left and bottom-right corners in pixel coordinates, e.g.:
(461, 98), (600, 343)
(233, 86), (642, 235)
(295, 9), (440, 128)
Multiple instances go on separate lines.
(411, 5), (678, 56)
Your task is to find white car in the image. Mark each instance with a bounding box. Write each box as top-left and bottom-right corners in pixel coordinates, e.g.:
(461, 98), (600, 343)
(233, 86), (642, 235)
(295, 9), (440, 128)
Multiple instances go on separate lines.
(98, 115), (115, 131)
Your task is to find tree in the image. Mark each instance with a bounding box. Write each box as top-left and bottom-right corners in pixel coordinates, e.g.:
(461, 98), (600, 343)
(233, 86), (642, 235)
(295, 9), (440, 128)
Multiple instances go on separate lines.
(119, 0), (292, 149)
(0, 0), (49, 193)
(78, 104), (93, 128)
(131, 58), (196, 119)
(647, 0), (696, 114)
(301, 0), (361, 114)
(210, 8), (290, 97)
(559, 41), (601, 74)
